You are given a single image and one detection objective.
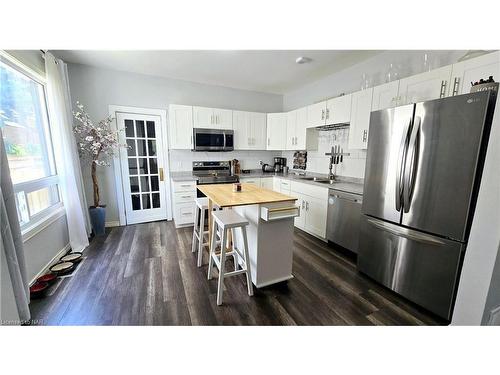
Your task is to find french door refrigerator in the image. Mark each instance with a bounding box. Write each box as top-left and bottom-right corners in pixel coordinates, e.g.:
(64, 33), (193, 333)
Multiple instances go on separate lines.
(358, 90), (496, 320)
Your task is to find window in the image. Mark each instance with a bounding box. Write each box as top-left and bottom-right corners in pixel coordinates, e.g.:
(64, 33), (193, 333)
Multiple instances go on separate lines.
(1, 53), (61, 231)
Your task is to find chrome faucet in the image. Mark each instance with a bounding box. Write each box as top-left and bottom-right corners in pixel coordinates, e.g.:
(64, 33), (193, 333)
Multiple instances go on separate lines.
(325, 145), (349, 180)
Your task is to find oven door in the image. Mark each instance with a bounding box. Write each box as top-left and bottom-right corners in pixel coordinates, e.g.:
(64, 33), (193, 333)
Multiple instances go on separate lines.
(193, 128), (225, 151)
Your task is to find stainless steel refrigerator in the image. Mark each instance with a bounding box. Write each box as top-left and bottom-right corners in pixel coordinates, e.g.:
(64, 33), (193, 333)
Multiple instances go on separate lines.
(358, 90), (496, 320)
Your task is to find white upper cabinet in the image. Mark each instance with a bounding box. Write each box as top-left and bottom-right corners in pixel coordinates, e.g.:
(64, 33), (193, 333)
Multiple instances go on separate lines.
(398, 65), (453, 105)
(213, 108), (233, 129)
(295, 106), (309, 150)
(450, 51), (500, 96)
(193, 106), (213, 128)
(371, 80), (400, 111)
(233, 111), (267, 150)
(193, 106), (233, 129)
(348, 88), (374, 150)
(286, 109), (297, 150)
(326, 94), (352, 125)
(169, 104), (193, 149)
(232, 110), (251, 150)
(307, 101), (327, 127)
(267, 113), (287, 150)
(249, 112), (267, 150)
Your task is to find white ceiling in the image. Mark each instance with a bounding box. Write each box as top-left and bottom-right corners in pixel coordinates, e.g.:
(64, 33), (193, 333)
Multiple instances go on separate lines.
(52, 50), (382, 95)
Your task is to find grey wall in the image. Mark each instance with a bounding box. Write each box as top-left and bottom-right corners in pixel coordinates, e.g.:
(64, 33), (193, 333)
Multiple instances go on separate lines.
(283, 50), (467, 110)
(66, 63), (283, 223)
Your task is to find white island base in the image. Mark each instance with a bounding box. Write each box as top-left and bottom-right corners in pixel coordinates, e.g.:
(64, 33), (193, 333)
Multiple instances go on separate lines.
(232, 202), (296, 288)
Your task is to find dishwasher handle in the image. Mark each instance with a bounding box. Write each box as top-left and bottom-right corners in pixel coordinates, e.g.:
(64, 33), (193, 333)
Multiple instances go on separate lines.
(329, 191), (362, 204)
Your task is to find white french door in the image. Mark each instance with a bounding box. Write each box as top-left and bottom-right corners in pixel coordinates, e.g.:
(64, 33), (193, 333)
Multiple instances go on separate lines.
(117, 112), (168, 224)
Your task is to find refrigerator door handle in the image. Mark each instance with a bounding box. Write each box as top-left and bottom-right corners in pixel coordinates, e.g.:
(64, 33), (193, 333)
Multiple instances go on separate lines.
(366, 218), (445, 245)
(403, 116), (421, 213)
(395, 118), (412, 212)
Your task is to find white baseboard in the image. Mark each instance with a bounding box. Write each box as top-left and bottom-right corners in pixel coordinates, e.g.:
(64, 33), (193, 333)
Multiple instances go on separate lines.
(29, 243), (71, 286)
(105, 221), (121, 228)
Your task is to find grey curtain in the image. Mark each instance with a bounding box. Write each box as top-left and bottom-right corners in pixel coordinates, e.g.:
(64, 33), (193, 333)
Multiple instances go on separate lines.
(0, 129), (30, 323)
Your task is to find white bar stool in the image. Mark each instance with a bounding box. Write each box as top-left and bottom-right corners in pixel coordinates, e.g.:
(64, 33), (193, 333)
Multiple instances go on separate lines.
(192, 197), (221, 267)
(207, 210), (253, 305)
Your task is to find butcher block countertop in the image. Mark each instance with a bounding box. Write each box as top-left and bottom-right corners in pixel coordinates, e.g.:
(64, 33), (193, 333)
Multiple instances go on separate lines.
(197, 183), (297, 208)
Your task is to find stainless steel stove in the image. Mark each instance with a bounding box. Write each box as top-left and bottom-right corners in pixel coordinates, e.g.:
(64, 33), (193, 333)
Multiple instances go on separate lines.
(193, 161), (239, 187)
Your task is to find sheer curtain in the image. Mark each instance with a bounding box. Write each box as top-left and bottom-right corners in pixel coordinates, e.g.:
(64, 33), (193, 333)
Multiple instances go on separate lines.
(1, 130), (30, 323)
(45, 52), (90, 252)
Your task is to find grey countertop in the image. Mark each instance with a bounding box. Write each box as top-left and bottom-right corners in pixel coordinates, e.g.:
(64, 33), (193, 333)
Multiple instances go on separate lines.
(171, 169), (364, 195)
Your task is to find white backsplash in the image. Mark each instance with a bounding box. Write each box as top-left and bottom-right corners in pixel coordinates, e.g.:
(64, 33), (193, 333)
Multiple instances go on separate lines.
(282, 127), (367, 179)
(169, 150), (282, 172)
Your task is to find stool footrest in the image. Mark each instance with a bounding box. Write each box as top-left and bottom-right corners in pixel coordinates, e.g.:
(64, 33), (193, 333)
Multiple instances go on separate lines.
(223, 269), (249, 278)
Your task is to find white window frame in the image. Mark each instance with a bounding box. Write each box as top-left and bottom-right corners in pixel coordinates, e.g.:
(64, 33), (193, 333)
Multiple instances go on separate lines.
(0, 50), (63, 241)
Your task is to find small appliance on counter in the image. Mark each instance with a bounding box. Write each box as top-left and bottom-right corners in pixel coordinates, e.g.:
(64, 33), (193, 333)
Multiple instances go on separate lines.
(261, 163), (275, 173)
(273, 157), (287, 172)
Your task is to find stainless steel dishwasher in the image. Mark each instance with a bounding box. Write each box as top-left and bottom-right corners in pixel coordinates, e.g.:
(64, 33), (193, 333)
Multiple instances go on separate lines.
(327, 189), (363, 253)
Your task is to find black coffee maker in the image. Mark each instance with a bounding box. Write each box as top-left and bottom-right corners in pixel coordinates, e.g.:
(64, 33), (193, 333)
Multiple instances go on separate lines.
(273, 157), (287, 172)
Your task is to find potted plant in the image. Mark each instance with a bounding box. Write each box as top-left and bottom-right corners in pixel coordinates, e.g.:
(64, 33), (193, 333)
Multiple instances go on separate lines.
(73, 102), (126, 236)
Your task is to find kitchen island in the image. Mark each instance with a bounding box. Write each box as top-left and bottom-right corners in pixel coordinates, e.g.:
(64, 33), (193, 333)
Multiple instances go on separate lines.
(197, 183), (298, 288)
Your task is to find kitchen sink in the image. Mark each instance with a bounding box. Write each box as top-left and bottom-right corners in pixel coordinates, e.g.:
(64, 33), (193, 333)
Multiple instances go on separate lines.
(316, 180), (338, 185)
(299, 176), (330, 182)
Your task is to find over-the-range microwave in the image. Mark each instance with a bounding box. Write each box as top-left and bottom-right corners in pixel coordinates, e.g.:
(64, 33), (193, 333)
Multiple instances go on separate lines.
(192, 128), (234, 151)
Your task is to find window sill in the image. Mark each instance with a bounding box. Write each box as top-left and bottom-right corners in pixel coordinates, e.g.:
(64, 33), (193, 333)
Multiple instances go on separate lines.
(21, 204), (66, 243)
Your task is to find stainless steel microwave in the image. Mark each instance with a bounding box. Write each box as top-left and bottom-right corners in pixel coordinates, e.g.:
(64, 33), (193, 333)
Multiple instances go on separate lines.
(193, 128), (234, 151)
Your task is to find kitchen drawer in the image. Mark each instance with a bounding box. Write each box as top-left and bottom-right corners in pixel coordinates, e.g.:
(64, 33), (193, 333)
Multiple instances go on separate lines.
(172, 180), (196, 193)
(174, 191), (196, 204)
(280, 180), (291, 194)
(174, 202), (195, 225)
(290, 180), (328, 199)
(240, 177), (261, 186)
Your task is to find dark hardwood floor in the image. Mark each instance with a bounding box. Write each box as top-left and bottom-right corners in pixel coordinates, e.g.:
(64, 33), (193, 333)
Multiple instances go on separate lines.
(29, 221), (447, 326)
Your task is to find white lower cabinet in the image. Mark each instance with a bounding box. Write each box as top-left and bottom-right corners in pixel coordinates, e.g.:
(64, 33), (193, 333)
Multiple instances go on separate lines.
(171, 180), (196, 227)
(290, 180), (328, 239)
(260, 177), (273, 190)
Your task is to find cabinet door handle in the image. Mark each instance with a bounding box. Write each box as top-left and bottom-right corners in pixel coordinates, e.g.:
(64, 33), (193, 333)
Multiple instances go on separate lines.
(190, 135), (193, 147)
(362, 129), (368, 142)
(326, 108), (329, 119)
(306, 201), (309, 211)
(321, 109), (325, 120)
(439, 80), (447, 98)
(267, 138), (270, 146)
(210, 114), (213, 124)
(452, 77), (460, 96)
(301, 200), (305, 209)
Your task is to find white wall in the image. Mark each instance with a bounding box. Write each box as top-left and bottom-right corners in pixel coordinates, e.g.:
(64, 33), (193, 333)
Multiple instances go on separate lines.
(452, 94), (500, 325)
(482, 244), (500, 324)
(282, 50), (467, 177)
(66, 63), (283, 223)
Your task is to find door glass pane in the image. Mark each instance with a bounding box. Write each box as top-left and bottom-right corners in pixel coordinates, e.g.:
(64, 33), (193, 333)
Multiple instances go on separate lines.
(125, 119), (134, 137)
(150, 176), (159, 191)
(137, 139), (147, 156)
(142, 194), (151, 209)
(135, 120), (145, 137)
(147, 140), (156, 156)
(152, 193), (160, 208)
(130, 177), (139, 193)
(138, 158), (148, 174)
(128, 158), (138, 175)
(146, 121), (155, 138)
(131, 194), (141, 210)
(140, 176), (150, 192)
(149, 158), (158, 174)
(126, 139), (136, 156)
